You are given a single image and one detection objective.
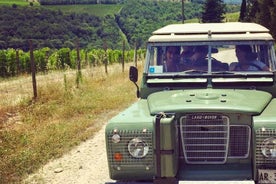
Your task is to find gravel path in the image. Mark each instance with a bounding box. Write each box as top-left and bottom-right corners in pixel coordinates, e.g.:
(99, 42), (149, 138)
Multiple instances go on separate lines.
(24, 122), (115, 184)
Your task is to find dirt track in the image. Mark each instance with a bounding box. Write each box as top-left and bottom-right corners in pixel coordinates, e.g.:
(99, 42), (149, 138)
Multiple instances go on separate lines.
(24, 121), (115, 184)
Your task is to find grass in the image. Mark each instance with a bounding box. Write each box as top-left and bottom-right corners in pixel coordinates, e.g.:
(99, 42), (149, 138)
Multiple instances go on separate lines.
(0, 0), (39, 6)
(0, 0), (122, 17)
(0, 63), (141, 183)
(225, 12), (240, 22)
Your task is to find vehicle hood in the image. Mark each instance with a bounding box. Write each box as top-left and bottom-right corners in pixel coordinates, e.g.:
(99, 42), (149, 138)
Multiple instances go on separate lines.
(147, 89), (272, 115)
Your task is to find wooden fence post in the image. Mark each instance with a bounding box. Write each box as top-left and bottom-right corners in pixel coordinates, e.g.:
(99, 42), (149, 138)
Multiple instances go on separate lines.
(29, 40), (37, 100)
(103, 41), (108, 75)
(45, 50), (49, 74)
(76, 39), (81, 72)
(16, 49), (20, 75)
(76, 39), (82, 88)
(122, 40), (125, 72)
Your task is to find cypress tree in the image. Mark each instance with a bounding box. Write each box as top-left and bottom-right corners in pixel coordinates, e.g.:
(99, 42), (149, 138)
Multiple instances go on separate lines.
(239, 0), (246, 22)
(201, 0), (226, 23)
(256, 0), (272, 29)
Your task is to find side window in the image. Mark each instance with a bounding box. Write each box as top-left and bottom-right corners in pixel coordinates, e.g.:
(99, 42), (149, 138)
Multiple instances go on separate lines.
(257, 45), (270, 68)
(148, 46), (164, 73)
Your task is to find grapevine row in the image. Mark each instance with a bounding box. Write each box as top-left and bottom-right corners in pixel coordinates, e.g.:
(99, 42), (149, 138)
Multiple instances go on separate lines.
(0, 47), (146, 78)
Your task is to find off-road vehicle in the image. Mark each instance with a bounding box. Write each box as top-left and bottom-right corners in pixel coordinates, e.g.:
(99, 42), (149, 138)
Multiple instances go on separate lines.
(105, 22), (276, 184)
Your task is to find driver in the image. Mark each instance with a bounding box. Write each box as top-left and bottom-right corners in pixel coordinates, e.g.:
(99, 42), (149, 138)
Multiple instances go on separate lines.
(229, 45), (269, 71)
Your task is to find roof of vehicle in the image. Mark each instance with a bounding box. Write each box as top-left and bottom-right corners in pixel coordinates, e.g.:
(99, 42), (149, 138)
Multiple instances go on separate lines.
(149, 22), (274, 42)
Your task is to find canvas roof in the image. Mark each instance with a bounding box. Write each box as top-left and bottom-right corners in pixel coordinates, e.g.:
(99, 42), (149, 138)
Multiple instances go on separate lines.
(149, 22), (273, 42)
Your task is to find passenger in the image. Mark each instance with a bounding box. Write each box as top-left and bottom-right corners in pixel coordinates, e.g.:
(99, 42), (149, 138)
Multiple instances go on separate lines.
(190, 46), (209, 64)
(183, 46), (227, 71)
(180, 46), (194, 62)
(230, 45), (269, 71)
(164, 46), (181, 72)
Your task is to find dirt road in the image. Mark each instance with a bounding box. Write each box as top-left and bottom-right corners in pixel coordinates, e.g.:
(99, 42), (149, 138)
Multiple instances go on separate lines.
(24, 122), (115, 184)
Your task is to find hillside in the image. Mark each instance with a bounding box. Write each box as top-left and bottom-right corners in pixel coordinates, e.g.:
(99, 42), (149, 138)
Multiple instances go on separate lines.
(0, 0), (240, 50)
(0, 5), (125, 50)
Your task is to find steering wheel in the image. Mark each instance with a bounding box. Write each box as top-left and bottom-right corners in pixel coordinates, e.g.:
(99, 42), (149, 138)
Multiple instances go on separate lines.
(246, 63), (263, 71)
(234, 63), (263, 71)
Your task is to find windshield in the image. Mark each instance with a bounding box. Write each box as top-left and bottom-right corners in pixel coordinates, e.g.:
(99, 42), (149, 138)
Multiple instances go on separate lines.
(146, 41), (276, 75)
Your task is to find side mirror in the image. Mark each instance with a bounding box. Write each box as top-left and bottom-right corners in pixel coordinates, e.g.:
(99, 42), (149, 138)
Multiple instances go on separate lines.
(129, 66), (138, 82)
(129, 66), (140, 98)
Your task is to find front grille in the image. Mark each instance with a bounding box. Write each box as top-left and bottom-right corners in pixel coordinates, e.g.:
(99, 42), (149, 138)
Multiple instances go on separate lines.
(229, 125), (251, 158)
(256, 128), (276, 167)
(180, 114), (250, 164)
(107, 129), (153, 168)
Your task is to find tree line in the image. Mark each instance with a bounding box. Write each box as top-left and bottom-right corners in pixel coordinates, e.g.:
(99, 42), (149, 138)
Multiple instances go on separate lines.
(118, 0), (240, 47)
(0, 47), (145, 77)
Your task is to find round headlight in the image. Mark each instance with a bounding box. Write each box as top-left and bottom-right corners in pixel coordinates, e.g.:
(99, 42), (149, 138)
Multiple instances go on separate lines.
(261, 137), (276, 158)
(128, 138), (149, 158)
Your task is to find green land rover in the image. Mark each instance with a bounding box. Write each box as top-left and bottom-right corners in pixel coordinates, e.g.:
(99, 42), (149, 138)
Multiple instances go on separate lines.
(105, 22), (276, 184)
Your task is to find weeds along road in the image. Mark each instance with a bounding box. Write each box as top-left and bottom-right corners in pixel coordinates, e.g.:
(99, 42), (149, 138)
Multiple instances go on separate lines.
(0, 63), (129, 107)
(0, 63), (132, 184)
(0, 69), (81, 107)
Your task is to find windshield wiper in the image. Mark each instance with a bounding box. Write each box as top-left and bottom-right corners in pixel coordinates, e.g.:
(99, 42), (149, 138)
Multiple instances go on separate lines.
(170, 70), (208, 78)
(211, 71), (235, 75)
(180, 69), (208, 74)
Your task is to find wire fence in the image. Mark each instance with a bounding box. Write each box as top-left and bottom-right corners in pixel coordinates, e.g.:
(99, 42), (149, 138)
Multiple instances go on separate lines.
(0, 61), (141, 107)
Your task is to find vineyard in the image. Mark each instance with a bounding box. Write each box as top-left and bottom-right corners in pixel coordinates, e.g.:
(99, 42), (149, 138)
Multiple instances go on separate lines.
(0, 0), (32, 6)
(0, 47), (146, 78)
(39, 0), (120, 5)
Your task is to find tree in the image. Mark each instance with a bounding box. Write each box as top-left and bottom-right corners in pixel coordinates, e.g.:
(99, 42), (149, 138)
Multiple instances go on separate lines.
(0, 50), (7, 77)
(270, 4), (276, 39)
(201, 0), (226, 23)
(245, 0), (256, 22)
(256, 0), (273, 29)
(239, 0), (246, 21)
(242, 0), (276, 40)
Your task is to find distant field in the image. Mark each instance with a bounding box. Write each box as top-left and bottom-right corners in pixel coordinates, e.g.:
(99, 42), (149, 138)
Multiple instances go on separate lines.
(0, 0), (38, 6)
(0, 1), (122, 16)
(44, 4), (123, 17)
(225, 12), (240, 22)
(0, 0), (28, 6)
(185, 12), (239, 23)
